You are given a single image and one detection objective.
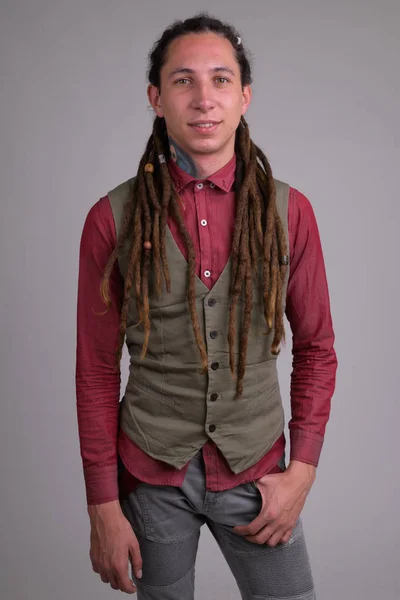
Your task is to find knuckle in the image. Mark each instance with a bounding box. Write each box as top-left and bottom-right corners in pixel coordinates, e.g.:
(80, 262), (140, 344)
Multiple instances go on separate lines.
(111, 562), (123, 574)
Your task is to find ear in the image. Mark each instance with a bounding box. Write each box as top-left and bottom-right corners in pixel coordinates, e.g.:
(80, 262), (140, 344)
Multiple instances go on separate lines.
(241, 84), (252, 116)
(147, 84), (164, 118)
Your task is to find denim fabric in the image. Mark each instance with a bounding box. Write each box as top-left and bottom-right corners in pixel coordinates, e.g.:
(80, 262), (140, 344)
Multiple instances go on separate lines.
(120, 452), (315, 599)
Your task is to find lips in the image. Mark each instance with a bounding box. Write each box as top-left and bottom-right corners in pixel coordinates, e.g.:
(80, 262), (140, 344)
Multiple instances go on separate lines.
(190, 122), (218, 127)
(189, 121), (221, 133)
(189, 120), (220, 126)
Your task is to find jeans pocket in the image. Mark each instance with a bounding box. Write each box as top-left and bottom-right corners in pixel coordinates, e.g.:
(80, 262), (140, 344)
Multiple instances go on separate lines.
(249, 481), (259, 492)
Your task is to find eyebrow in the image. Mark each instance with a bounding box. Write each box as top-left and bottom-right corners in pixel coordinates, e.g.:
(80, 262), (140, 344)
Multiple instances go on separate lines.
(167, 67), (236, 80)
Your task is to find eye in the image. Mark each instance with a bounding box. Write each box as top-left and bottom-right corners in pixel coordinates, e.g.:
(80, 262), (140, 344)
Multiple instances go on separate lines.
(175, 78), (192, 85)
(215, 77), (230, 84)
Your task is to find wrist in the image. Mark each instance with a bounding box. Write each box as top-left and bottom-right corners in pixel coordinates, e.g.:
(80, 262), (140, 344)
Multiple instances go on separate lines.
(87, 499), (123, 523)
(286, 460), (316, 485)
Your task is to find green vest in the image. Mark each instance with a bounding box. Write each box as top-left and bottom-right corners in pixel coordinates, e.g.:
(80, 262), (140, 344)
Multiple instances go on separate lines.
(108, 176), (290, 474)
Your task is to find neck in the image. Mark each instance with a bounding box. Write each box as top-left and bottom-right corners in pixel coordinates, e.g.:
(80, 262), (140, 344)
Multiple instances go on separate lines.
(168, 137), (234, 179)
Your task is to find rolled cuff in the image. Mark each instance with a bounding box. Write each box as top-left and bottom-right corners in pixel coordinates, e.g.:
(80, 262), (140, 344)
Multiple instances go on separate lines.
(84, 465), (119, 506)
(289, 429), (324, 467)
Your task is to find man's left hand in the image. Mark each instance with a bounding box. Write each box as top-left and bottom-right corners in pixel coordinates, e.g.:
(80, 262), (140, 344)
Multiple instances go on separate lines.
(233, 460), (316, 547)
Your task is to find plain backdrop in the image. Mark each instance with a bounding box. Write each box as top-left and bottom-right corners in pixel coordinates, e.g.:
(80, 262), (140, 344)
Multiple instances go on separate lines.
(1, 1), (399, 599)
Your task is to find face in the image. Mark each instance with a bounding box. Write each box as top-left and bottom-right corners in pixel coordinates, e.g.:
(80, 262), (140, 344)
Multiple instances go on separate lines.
(147, 33), (252, 161)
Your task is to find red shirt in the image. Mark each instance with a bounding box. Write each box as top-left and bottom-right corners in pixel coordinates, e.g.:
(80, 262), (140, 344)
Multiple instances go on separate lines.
(76, 155), (337, 505)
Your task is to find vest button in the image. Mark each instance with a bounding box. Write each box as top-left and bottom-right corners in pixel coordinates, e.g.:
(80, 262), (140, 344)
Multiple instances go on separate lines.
(210, 393), (218, 402)
(208, 298), (217, 307)
(210, 330), (218, 339)
(210, 362), (219, 371)
(209, 424), (216, 433)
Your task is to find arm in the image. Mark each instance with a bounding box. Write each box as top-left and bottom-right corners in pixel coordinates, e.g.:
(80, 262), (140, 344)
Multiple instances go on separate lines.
(285, 187), (337, 469)
(75, 196), (123, 506)
(76, 197), (143, 592)
(234, 187), (337, 546)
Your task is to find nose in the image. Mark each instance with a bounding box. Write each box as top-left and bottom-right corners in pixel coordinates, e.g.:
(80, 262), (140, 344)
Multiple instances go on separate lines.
(191, 82), (215, 112)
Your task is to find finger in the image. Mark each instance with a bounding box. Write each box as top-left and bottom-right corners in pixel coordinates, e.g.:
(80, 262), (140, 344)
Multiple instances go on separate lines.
(245, 523), (278, 545)
(91, 561), (100, 575)
(280, 529), (293, 544)
(234, 512), (272, 537)
(99, 573), (110, 584)
(114, 563), (137, 595)
(130, 541), (143, 580)
(266, 527), (288, 547)
(108, 573), (119, 591)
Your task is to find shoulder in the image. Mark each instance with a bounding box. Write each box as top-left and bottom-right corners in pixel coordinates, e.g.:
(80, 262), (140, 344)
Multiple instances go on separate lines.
(81, 195), (116, 250)
(288, 187), (318, 232)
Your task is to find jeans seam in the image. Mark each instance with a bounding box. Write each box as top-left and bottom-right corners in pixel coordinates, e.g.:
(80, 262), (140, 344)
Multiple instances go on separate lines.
(133, 508), (200, 543)
(135, 487), (151, 535)
(265, 588), (315, 600)
(215, 524), (312, 599)
(133, 559), (195, 590)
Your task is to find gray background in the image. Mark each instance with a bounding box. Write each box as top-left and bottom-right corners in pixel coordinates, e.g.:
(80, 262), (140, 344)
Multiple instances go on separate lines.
(1, 1), (399, 598)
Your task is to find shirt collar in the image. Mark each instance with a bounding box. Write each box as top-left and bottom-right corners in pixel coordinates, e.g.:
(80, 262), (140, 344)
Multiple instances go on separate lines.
(168, 153), (236, 193)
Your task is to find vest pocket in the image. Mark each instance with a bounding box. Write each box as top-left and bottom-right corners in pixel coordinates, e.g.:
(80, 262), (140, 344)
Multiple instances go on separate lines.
(127, 378), (178, 407)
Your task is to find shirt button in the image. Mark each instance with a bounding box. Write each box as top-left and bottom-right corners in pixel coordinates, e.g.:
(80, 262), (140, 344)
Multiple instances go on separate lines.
(210, 183), (215, 188)
(211, 362), (219, 371)
(204, 270), (211, 278)
(210, 330), (218, 339)
(210, 393), (218, 402)
(201, 219), (207, 227)
(208, 298), (217, 307)
(209, 424), (216, 433)
(196, 183), (204, 190)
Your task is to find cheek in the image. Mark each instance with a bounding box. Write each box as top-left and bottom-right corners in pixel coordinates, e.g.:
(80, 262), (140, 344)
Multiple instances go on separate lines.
(222, 96), (245, 125)
(223, 93), (244, 113)
(164, 97), (186, 122)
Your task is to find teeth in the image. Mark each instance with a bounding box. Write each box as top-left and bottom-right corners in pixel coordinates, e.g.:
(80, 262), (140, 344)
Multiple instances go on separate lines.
(193, 123), (215, 128)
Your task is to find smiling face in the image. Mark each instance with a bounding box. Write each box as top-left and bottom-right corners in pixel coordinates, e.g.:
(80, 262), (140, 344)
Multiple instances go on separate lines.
(147, 32), (252, 169)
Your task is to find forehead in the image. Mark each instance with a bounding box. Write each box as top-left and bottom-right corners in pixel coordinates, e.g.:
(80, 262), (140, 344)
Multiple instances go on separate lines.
(163, 32), (238, 71)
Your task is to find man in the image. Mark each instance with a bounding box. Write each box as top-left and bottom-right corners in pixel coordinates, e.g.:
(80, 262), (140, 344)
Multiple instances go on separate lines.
(76, 13), (337, 600)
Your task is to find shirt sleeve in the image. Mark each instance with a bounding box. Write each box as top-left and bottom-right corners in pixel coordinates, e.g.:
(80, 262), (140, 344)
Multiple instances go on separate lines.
(285, 187), (338, 467)
(75, 196), (123, 505)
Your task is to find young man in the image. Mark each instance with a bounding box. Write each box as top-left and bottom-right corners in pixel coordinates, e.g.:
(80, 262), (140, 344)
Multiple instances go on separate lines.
(76, 14), (337, 600)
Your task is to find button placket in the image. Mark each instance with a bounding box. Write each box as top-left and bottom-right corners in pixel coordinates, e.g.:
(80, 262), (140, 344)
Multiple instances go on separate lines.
(194, 182), (212, 286)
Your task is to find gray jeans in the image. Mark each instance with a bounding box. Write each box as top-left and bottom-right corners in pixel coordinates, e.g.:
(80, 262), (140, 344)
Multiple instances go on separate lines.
(120, 451), (316, 599)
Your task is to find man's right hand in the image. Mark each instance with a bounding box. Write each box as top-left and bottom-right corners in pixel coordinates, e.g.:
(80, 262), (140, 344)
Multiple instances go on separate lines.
(88, 499), (142, 594)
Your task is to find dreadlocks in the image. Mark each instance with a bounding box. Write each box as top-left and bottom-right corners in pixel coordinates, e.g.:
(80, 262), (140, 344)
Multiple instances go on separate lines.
(100, 14), (288, 396)
(100, 115), (287, 396)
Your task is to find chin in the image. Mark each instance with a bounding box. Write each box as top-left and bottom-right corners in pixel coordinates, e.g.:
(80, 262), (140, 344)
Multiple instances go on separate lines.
(190, 140), (223, 155)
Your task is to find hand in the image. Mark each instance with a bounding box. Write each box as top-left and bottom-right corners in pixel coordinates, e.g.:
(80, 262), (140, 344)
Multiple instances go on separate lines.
(233, 460), (316, 547)
(88, 500), (143, 594)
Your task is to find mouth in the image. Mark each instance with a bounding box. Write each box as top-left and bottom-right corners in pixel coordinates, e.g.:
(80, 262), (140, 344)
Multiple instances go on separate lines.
(188, 121), (221, 134)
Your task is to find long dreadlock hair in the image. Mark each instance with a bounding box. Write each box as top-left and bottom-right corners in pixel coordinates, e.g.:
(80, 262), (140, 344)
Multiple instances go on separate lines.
(100, 14), (288, 396)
